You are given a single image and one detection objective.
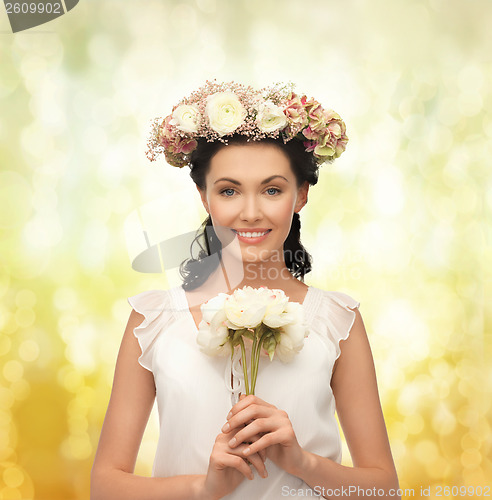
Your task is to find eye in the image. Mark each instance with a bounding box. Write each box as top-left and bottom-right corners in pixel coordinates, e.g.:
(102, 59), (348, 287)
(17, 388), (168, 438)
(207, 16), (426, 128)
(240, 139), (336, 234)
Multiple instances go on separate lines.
(266, 187), (281, 196)
(220, 188), (236, 197)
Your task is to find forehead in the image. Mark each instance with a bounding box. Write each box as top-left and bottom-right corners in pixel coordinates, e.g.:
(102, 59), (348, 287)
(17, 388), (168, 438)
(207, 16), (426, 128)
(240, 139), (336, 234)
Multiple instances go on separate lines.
(207, 143), (293, 182)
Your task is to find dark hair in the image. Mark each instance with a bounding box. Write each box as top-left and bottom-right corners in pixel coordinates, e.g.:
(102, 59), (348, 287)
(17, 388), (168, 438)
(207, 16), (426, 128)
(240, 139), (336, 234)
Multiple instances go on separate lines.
(179, 135), (319, 290)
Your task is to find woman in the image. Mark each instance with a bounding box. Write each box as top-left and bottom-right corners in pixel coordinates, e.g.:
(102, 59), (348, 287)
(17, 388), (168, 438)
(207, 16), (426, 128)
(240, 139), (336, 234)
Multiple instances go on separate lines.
(91, 81), (400, 499)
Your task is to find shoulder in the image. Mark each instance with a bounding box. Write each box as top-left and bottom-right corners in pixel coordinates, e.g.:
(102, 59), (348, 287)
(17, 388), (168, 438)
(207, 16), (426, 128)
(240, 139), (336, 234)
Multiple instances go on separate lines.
(314, 287), (360, 310)
(126, 287), (181, 372)
(127, 288), (172, 312)
(308, 286), (361, 362)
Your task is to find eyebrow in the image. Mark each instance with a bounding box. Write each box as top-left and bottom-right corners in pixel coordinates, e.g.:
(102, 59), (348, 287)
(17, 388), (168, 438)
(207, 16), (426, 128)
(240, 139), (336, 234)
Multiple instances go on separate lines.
(214, 175), (289, 186)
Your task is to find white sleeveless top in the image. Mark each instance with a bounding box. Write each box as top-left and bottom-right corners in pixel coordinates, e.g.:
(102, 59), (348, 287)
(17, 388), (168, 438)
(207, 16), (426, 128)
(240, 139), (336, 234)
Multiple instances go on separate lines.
(128, 285), (360, 499)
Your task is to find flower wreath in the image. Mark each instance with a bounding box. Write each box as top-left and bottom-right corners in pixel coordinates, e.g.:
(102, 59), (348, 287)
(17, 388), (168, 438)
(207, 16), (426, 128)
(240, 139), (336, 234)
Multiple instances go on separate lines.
(145, 80), (348, 168)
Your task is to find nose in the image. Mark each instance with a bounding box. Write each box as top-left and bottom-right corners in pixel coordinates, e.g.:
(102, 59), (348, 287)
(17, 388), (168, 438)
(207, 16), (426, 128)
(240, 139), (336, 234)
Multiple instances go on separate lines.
(240, 194), (262, 222)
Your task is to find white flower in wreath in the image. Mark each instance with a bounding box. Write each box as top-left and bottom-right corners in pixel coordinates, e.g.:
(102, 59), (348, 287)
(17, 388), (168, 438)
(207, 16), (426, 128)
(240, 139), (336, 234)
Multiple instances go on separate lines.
(170, 104), (200, 133)
(255, 100), (288, 133)
(205, 92), (247, 136)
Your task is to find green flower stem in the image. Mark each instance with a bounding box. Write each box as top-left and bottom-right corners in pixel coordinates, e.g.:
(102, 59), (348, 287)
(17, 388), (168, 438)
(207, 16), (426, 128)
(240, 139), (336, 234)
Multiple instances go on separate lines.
(250, 330), (268, 395)
(238, 336), (250, 395)
(250, 333), (259, 395)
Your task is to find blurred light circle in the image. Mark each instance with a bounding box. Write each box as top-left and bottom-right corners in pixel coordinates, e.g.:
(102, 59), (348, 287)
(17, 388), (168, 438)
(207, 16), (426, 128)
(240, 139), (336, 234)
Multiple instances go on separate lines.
(370, 166), (405, 216)
(60, 434), (92, 461)
(461, 448), (482, 468)
(437, 97), (460, 127)
(0, 172), (32, 230)
(427, 457), (451, 479)
(458, 65), (484, 94)
(15, 290), (36, 309)
(458, 92), (483, 117)
(429, 125), (453, 154)
(57, 368), (84, 393)
(32, 185), (58, 212)
(20, 123), (56, 162)
(14, 308), (35, 329)
(10, 380), (30, 401)
(0, 269), (9, 299)
(403, 114), (428, 140)
(107, 187), (133, 215)
(398, 384), (423, 416)
(432, 403), (456, 435)
(53, 287), (78, 311)
(2, 465), (23, 488)
(0, 461), (34, 498)
(3, 361), (24, 383)
(82, 125), (108, 155)
(453, 185), (478, 215)
(405, 414), (425, 437)
(414, 439), (439, 466)
(86, 195), (111, 223)
(0, 336), (11, 357)
(23, 212), (63, 249)
(18, 340), (40, 363)
(461, 432), (481, 451)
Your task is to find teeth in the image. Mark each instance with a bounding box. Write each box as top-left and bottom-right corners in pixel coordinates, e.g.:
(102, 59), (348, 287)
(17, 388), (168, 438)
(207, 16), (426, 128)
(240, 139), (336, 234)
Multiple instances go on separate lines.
(236, 230), (269, 238)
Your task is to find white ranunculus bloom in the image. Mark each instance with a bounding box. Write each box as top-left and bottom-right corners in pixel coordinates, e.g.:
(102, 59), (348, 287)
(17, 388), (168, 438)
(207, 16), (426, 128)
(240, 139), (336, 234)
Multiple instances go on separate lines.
(260, 288), (293, 328)
(196, 293), (231, 356)
(205, 92), (246, 136)
(275, 301), (309, 363)
(201, 293), (229, 323)
(224, 286), (267, 329)
(170, 104), (200, 133)
(256, 100), (288, 133)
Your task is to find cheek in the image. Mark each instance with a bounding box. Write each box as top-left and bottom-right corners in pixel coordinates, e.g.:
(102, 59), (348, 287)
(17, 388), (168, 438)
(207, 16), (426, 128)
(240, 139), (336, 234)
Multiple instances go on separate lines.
(208, 197), (233, 223)
(270, 196), (296, 224)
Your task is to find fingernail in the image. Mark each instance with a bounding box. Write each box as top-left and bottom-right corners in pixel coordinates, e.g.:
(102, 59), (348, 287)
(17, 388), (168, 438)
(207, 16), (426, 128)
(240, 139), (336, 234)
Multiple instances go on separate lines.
(243, 447), (250, 455)
(221, 422), (230, 432)
(229, 437), (236, 447)
(227, 411), (232, 419)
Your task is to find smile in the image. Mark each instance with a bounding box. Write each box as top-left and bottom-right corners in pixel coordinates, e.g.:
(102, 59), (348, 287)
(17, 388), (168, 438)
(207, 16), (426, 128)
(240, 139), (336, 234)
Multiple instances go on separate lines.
(232, 230), (271, 238)
(231, 229), (272, 243)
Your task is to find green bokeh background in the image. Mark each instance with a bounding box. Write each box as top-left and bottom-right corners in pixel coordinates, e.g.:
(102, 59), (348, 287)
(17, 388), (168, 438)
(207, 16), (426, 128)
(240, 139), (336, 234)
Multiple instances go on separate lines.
(1, 1), (491, 499)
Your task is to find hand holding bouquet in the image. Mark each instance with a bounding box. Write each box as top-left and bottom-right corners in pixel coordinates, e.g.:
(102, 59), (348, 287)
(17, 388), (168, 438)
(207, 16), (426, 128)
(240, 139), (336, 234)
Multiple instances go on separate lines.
(196, 286), (309, 395)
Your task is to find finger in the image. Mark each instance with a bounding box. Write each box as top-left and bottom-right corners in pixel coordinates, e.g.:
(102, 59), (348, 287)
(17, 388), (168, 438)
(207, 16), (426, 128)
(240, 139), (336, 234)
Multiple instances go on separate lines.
(228, 418), (272, 448)
(227, 394), (276, 420)
(245, 432), (268, 462)
(223, 405), (273, 433)
(245, 431), (264, 444)
(245, 449), (268, 478)
(242, 431), (281, 457)
(217, 454), (255, 481)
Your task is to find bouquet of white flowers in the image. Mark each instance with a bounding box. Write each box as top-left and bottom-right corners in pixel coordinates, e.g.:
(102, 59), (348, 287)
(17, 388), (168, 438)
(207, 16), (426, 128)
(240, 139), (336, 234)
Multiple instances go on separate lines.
(196, 286), (309, 395)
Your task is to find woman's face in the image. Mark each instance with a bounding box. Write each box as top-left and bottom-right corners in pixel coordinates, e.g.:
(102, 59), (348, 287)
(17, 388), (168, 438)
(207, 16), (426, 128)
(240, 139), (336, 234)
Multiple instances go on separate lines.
(197, 142), (309, 264)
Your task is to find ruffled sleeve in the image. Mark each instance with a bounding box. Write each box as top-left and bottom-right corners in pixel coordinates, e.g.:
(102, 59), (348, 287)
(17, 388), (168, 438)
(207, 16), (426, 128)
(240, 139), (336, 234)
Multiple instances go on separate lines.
(127, 289), (175, 372)
(310, 289), (360, 362)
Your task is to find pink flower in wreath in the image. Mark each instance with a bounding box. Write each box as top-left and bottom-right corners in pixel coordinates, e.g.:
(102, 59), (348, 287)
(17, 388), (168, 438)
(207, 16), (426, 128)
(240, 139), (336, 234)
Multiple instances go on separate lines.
(283, 92), (308, 138)
(302, 125), (323, 142)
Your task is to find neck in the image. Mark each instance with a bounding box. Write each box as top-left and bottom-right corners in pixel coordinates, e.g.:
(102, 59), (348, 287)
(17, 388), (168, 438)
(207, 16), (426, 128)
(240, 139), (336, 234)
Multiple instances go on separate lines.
(210, 245), (300, 293)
